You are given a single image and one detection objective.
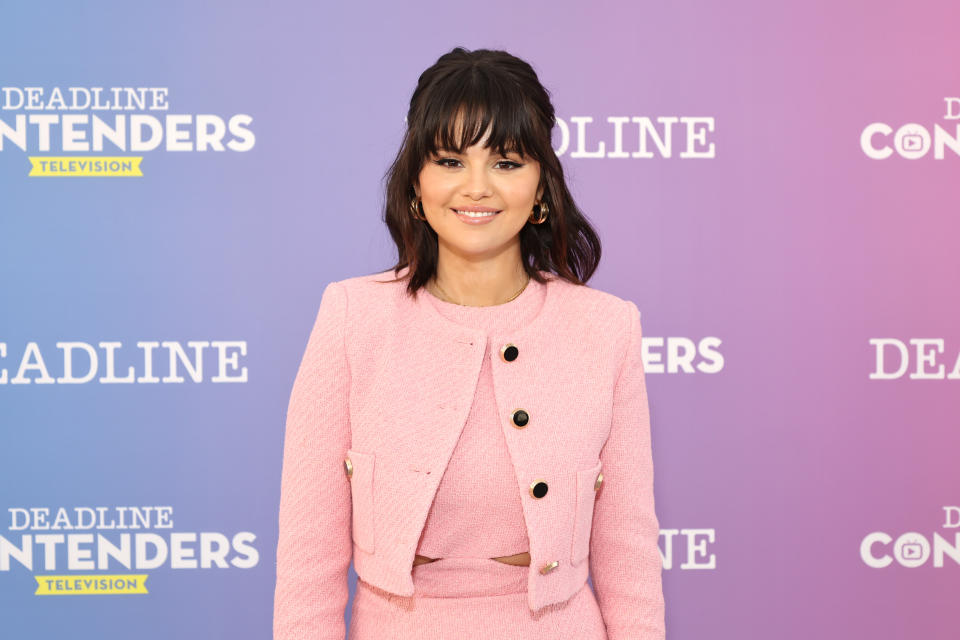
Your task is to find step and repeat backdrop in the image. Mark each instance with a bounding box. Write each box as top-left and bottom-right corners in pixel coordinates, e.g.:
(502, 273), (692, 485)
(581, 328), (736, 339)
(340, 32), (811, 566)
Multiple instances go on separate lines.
(1, 1), (958, 639)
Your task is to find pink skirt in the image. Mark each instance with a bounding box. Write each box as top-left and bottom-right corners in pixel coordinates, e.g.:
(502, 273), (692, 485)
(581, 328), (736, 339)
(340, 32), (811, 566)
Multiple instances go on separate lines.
(347, 557), (608, 640)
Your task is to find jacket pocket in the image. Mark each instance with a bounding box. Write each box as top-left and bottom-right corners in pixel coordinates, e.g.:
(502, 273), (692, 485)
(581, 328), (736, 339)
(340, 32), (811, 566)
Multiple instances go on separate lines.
(570, 459), (603, 566)
(346, 448), (376, 554)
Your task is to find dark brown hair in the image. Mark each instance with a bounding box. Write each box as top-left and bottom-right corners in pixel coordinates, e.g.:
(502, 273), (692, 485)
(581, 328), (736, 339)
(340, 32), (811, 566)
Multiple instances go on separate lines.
(377, 47), (602, 296)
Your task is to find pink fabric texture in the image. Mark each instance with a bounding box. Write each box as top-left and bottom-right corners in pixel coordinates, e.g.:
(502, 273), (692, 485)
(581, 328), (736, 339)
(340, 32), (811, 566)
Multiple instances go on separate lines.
(273, 266), (665, 640)
(348, 558), (607, 639)
(414, 276), (545, 559)
(353, 276), (608, 639)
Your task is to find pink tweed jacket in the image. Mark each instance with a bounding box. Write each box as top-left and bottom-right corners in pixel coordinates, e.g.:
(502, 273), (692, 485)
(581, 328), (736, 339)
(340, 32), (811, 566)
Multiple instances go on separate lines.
(273, 266), (665, 640)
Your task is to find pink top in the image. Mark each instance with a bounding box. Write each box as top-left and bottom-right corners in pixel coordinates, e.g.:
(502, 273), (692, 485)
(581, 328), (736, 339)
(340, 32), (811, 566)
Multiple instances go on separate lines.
(415, 275), (547, 559)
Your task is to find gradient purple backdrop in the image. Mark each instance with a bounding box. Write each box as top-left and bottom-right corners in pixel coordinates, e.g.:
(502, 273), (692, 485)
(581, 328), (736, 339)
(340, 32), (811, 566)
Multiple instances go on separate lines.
(1, 1), (958, 638)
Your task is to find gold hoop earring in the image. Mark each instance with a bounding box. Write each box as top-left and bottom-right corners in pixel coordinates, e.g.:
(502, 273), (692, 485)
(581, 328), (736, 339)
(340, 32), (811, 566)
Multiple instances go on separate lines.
(410, 197), (427, 221)
(529, 200), (549, 224)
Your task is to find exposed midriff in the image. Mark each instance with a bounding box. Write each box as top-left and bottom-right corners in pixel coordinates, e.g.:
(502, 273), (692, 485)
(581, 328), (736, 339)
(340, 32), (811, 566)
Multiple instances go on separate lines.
(414, 551), (530, 566)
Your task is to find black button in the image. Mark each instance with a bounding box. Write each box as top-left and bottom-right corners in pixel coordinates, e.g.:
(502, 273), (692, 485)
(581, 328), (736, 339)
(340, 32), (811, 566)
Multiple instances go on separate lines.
(500, 344), (519, 362)
(512, 409), (529, 427)
(530, 481), (548, 498)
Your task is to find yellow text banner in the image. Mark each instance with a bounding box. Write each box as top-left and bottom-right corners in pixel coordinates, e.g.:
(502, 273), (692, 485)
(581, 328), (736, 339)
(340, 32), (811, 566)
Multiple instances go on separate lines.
(34, 574), (149, 595)
(28, 156), (143, 177)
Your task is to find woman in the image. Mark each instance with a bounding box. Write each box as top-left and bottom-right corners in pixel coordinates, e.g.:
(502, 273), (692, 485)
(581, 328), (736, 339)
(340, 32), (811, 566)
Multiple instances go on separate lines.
(273, 47), (665, 640)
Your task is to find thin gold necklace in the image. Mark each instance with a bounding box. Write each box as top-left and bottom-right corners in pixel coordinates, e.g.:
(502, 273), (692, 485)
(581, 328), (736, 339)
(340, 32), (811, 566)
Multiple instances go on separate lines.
(432, 273), (530, 307)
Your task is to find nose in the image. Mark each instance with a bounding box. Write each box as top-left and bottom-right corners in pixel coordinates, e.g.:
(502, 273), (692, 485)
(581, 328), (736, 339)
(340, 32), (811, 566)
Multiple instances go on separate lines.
(462, 163), (493, 199)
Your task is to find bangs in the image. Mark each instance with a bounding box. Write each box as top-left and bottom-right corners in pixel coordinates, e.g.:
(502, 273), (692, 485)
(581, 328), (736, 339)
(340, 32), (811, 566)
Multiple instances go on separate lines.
(416, 77), (541, 160)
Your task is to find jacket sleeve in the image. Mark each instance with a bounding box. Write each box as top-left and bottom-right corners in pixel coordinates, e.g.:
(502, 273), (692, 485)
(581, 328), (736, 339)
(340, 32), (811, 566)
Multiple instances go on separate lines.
(274, 281), (353, 640)
(589, 300), (666, 639)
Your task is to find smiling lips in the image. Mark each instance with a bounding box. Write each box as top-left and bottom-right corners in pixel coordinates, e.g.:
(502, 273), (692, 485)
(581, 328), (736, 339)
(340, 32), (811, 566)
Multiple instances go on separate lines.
(453, 206), (501, 213)
(452, 207), (501, 224)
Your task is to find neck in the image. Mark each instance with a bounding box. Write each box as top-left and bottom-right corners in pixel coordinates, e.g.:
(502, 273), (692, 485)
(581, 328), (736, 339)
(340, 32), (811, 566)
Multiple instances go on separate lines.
(430, 260), (530, 307)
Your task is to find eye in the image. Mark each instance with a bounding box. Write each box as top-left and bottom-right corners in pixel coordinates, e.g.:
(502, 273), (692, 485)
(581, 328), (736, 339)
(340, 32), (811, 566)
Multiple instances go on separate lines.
(433, 157), (462, 168)
(431, 157), (524, 170)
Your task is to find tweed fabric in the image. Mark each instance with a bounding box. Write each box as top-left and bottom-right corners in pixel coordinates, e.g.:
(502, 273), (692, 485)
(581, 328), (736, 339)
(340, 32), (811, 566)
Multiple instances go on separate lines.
(414, 276), (545, 559)
(348, 557), (607, 639)
(273, 267), (665, 640)
(343, 275), (609, 638)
